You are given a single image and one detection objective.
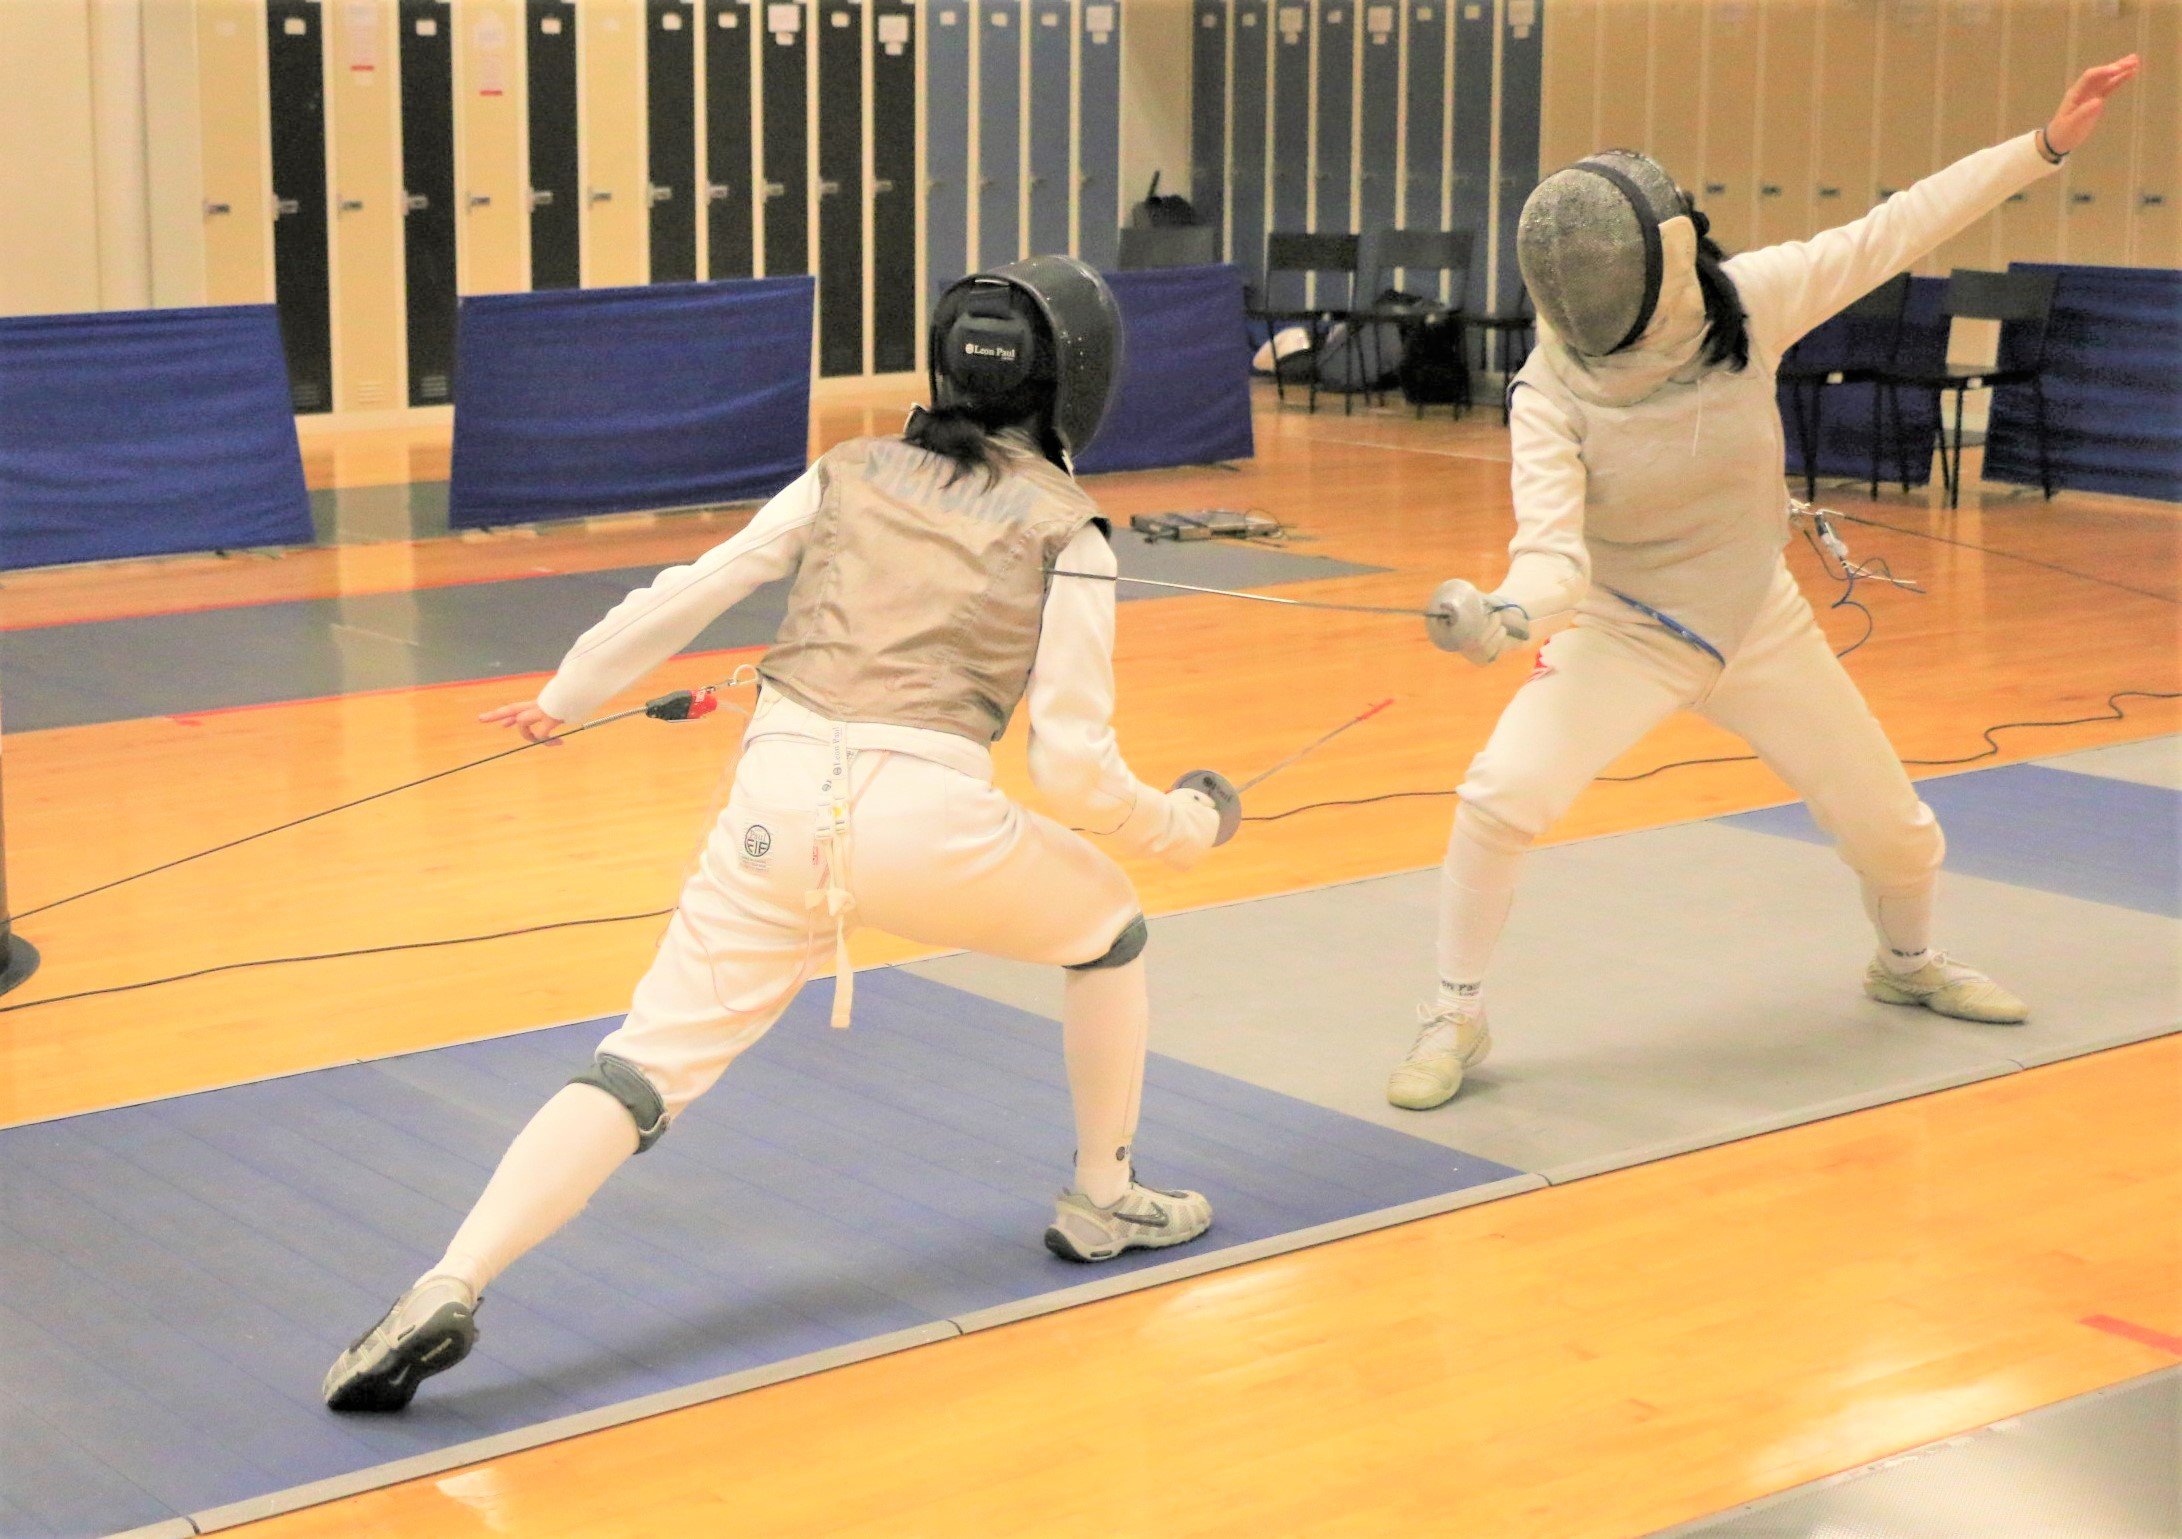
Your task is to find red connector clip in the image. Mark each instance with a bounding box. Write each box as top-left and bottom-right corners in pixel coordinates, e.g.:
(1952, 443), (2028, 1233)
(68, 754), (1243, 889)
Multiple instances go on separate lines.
(644, 687), (722, 722)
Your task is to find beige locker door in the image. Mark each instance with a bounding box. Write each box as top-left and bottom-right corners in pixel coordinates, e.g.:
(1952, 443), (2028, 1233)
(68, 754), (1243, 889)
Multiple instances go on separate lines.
(0, 1), (99, 316)
(1538, 0), (1599, 176)
(2133, 0), (2181, 267)
(1811, 0), (1878, 235)
(581, 0), (649, 286)
(2059, 0), (2142, 267)
(1594, 0), (1649, 154)
(1645, 0), (1706, 190)
(458, 0), (530, 292)
(1995, 0), (2069, 266)
(1932, 0), (2004, 275)
(198, 0), (275, 305)
(1696, 0), (1759, 252)
(1873, 0), (1940, 271)
(328, 0), (406, 411)
(1754, 0), (1818, 248)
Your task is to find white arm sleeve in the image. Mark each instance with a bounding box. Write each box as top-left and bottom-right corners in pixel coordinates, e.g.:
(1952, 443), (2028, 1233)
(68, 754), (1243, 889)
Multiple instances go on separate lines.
(1027, 524), (1194, 860)
(1494, 383), (1590, 639)
(535, 468), (821, 723)
(1728, 133), (2060, 358)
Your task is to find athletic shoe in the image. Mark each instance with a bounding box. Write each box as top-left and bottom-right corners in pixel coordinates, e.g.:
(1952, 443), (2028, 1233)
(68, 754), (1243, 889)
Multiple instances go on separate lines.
(323, 1276), (479, 1413)
(1863, 953), (2028, 1024)
(1386, 1006), (1493, 1111)
(1045, 1179), (1213, 1262)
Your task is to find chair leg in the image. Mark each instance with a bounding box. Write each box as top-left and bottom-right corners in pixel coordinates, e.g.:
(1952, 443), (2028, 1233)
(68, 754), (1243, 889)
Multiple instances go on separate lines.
(2033, 376), (2055, 499)
(1867, 385), (1883, 501)
(1948, 386), (1967, 509)
(1807, 385), (1827, 504)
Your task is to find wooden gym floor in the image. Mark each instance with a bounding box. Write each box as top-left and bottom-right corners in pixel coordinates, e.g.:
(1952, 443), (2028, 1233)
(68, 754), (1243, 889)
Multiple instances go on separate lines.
(1, 379), (2175, 1535)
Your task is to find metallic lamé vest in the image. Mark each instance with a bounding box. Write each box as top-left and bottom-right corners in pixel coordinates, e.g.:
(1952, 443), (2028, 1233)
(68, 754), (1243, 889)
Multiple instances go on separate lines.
(759, 434), (1098, 744)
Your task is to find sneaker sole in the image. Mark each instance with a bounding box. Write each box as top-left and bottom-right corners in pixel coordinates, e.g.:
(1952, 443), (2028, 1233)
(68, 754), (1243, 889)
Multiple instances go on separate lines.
(1043, 1219), (1212, 1264)
(325, 1306), (477, 1413)
(1864, 978), (2026, 1024)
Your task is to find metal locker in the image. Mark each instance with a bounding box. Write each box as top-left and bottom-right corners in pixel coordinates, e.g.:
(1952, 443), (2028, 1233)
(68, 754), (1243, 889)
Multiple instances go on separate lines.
(1357, 2), (1398, 269)
(1932, 2), (2003, 273)
(1695, 0), (1758, 257)
(1191, 0), (1229, 253)
(401, 0), (458, 405)
(2133, 0), (2180, 268)
(527, 0), (581, 288)
(1536, 0), (1594, 183)
(1077, 1), (1120, 270)
(927, 0), (972, 304)
(1754, 0), (1819, 251)
(648, 0), (698, 283)
(871, 0), (917, 369)
(455, 0), (529, 296)
(705, 0), (755, 278)
(816, 0), (863, 373)
(1401, 0), (1447, 297)
(1645, 0), (1706, 191)
(977, 3), (1022, 268)
(581, 0), (648, 287)
(1594, 0), (1645, 155)
(1994, 0), (2069, 267)
(1028, 0), (1072, 259)
(266, 0), (332, 412)
(1491, 0), (1542, 313)
(1449, 0), (1491, 312)
(198, 0), (273, 307)
(1269, 0), (1311, 308)
(1873, 0), (1939, 270)
(1810, 0), (1879, 248)
(2059, 0), (2141, 268)
(760, 0), (810, 275)
(1313, 0), (1356, 288)
(328, 0), (406, 412)
(1230, 0), (1271, 286)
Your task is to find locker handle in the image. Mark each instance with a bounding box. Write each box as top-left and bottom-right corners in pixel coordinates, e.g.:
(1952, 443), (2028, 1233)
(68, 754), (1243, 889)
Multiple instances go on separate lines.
(874, 178), (896, 195)
(1703, 182), (1727, 196)
(338, 197), (365, 213)
(204, 200), (233, 217)
(1759, 184), (1782, 198)
(1877, 186), (1899, 199)
(1816, 186), (1841, 199)
(764, 180), (787, 198)
(649, 184), (675, 204)
(274, 197), (302, 217)
(529, 188), (555, 209)
(2006, 192), (2028, 204)
(468, 194), (493, 209)
(2144, 194), (2169, 208)
(2069, 192), (2095, 205)
(404, 192), (430, 213)
(818, 179), (842, 196)
(589, 189), (615, 205)
(707, 183), (733, 201)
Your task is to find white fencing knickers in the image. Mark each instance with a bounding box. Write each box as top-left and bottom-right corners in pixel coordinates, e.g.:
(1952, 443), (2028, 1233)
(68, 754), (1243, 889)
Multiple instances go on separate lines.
(1438, 561), (1945, 995)
(593, 726), (1145, 1121)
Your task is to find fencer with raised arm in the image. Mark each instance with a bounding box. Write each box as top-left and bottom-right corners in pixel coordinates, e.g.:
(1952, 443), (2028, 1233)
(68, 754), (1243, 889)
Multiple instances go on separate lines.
(325, 257), (1229, 1412)
(1394, 59), (2141, 1112)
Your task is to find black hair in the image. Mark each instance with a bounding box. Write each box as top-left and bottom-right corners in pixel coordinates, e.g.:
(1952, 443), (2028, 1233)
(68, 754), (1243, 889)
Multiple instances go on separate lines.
(1684, 202), (1750, 372)
(902, 377), (1061, 487)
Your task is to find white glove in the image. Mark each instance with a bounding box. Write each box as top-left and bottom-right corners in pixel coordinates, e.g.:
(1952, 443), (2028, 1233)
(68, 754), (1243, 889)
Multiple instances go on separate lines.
(1158, 787), (1222, 871)
(1424, 578), (1531, 666)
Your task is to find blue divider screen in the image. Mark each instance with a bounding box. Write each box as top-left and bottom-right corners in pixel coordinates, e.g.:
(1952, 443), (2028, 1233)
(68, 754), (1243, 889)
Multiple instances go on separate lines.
(1077, 264), (1255, 474)
(0, 305), (312, 572)
(1986, 263), (2182, 503)
(449, 277), (813, 529)
(1778, 276), (1946, 489)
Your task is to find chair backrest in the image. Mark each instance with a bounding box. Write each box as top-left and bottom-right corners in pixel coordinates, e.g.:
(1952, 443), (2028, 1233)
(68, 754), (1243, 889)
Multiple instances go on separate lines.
(1843, 272), (1911, 323)
(1373, 229), (1472, 296)
(1117, 224), (1221, 270)
(1265, 231), (1362, 276)
(1942, 267), (2056, 324)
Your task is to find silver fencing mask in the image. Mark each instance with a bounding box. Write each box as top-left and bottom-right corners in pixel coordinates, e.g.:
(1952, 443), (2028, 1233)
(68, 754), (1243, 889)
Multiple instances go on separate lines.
(929, 254), (1125, 456)
(1517, 150), (1690, 358)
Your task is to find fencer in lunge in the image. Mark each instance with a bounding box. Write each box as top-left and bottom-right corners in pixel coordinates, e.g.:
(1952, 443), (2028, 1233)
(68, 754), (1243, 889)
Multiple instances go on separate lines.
(1390, 58), (2141, 1111)
(325, 257), (1228, 1411)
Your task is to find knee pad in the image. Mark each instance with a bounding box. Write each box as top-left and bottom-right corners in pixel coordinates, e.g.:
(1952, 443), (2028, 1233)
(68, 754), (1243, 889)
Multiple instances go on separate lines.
(1454, 798), (1537, 855)
(570, 1053), (670, 1152)
(1068, 913), (1148, 972)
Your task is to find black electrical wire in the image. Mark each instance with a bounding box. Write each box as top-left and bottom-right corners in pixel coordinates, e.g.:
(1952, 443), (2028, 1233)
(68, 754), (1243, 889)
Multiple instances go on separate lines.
(1827, 507), (2180, 607)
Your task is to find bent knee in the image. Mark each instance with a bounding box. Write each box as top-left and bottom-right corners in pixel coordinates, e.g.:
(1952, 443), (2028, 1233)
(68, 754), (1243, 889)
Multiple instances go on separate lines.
(1067, 913), (1148, 972)
(1838, 799), (1945, 887)
(1453, 797), (1538, 854)
(570, 1053), (671, 1152)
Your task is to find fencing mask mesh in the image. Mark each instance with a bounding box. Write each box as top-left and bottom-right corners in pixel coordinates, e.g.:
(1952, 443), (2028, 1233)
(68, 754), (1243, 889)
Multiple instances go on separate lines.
(930, 255), (1125, 457)
(1517, 150), (1690, 358)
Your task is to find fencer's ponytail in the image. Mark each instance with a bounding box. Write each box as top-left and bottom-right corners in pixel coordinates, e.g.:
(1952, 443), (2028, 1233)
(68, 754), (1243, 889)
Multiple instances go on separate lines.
(902, 379), (1064, 488)
(1686, 203), (1751, 373)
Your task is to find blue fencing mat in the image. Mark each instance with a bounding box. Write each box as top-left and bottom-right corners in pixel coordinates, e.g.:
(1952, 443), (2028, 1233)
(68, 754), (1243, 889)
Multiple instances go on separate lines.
(449, 278), (814, 530)
(0, 968), (1513, 1538)
(1986, 263), (2182, 504)
(1078, 264), (1255, 474)
(1726, 763), (2181, 919)
(0, 305), (312, 572)
(1778, 277), (1947, 490)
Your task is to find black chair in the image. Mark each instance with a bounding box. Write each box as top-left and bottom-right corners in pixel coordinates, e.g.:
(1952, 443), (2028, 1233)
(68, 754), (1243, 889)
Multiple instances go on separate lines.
(1352, 229), (1475, 414)
(1117, 224), (1221, 270)
(1246, 232), (1364, 414)
(1469, 287), (1534, 424)
(1778, 273), (1910, 501)
(1870, 267), (2058, 508)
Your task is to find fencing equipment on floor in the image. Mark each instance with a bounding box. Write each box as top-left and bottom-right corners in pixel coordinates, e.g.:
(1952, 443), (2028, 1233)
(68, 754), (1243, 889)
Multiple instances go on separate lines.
(1429, 132), (2060, 1030)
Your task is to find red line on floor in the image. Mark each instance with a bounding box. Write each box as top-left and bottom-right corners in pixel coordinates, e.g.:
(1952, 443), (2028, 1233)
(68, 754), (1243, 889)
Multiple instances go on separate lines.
(2081, 1314), (2182, 1356)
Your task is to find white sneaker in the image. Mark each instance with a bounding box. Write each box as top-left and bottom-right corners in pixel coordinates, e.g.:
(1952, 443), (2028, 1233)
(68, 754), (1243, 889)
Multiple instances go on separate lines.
(1864, 953), (2028, 1024)
(1387, 1006), (1493, 1111)
(1044, 1178), (1213, 1262)
(323, 1275), (479, 1413)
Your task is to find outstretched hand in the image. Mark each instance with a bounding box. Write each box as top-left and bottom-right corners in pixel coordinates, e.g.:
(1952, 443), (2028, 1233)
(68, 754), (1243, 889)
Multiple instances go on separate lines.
(479, 700), (567, 745)
(2046, 55), (2140, 156)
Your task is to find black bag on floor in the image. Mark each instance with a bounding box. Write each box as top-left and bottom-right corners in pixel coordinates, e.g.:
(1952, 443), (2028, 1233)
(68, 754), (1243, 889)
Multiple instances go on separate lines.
(1317, 289), (1435, 393)
(1399, 312), (1471, 407)
(1132, 172), (1199, 229)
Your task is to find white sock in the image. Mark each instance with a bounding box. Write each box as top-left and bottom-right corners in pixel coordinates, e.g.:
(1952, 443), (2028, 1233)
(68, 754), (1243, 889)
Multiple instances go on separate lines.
(424, 1083), (641, 1295)
(1063, 956), (1149, 1209)
(1435, 801), (1528, 1017)
(1865, 877), (1937, 975)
